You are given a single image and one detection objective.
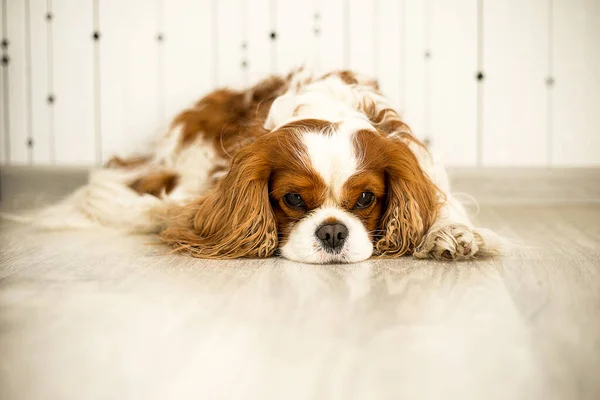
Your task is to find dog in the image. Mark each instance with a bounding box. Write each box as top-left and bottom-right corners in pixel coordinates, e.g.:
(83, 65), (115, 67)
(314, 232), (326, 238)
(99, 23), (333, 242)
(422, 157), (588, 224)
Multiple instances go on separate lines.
(14, 68), (501, 264)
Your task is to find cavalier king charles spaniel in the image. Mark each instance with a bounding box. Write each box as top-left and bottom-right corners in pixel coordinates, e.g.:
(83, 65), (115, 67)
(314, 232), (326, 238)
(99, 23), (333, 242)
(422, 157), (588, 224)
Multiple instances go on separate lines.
(21, 68), (500, 264)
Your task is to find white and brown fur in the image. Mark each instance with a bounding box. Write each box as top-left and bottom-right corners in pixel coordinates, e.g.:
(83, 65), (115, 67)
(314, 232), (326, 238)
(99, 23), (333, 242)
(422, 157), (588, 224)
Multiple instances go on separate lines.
(9, 68), (501, 264)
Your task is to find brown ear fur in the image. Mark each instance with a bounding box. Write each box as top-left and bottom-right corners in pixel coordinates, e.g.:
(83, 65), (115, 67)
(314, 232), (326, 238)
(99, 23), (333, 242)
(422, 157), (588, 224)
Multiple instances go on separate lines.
(159, 143), (277, 259)
(374, 138), (439, 257)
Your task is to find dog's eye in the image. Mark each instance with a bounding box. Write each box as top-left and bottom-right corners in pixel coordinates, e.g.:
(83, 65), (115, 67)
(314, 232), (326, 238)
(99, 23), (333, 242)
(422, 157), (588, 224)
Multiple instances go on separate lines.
(283, 193), (305, 208)
(355, 192), (375, 209)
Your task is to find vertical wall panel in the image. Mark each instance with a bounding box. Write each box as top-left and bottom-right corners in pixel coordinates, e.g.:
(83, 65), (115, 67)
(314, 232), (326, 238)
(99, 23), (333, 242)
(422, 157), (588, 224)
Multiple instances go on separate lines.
(216, 0), (245, 88)
(376, 0), (405, 111)
(348, 0), (376, 77)
(429, 0), (477, 166)
(164, 0), (212, 121)
(0, 0), (5, 164)
(30, 0), (51, 164)
(403, 0), (426, 140)
(53, 0), (95, 165)
(314, 0), (344, 73)
(6, 1), (28, 163)
(552, 0), (600, 165)
(275, 0), (314, 74)
(246, 0), (271, 84)
(99, 0), (160, 161)
(482, 0), (549, 166)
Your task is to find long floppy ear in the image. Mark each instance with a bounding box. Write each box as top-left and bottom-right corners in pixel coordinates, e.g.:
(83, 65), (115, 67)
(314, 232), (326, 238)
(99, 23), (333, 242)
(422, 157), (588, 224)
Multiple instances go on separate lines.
(159, 143), (277, 259)
(374, 139), (439, 257)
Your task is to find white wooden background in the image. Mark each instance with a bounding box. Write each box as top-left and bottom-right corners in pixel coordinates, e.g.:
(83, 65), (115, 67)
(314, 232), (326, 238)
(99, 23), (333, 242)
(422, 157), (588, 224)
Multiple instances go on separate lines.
(0, 0), (599, 167)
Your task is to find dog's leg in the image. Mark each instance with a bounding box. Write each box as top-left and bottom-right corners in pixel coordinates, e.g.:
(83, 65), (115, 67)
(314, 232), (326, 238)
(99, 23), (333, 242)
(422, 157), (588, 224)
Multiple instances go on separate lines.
(409, 143), (501, 260)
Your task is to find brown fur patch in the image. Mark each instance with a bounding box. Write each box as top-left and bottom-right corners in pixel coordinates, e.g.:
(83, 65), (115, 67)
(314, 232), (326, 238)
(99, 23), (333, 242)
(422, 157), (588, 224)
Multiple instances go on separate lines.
(352, 130), (439, 256)
(340, 171), (386, 238)
(130, 171), (179, 198)
(322, 70), (380, 91)
(105, 155), (152, 169)
(169, 75), (289, 159)
(338, 70), (359, 85)
(322, 216), (341, 225)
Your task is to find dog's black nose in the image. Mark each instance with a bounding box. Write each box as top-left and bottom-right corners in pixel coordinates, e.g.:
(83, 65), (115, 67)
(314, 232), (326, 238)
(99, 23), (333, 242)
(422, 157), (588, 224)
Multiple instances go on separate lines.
(316, 223), (348, 252)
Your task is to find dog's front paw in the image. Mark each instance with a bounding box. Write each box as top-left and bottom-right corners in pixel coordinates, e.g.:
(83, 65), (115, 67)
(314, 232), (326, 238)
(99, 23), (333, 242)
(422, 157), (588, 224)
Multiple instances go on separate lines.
(414, 224), (493, 261)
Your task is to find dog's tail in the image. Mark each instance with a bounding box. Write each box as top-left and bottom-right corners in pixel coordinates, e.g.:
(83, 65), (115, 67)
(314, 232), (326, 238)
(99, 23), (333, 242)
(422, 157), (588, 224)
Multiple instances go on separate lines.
(0, 168), (171, 233)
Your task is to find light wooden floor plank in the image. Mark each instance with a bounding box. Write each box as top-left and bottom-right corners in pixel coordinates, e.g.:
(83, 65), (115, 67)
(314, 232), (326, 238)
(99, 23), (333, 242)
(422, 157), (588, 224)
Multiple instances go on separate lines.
(1, 169), (599, 400)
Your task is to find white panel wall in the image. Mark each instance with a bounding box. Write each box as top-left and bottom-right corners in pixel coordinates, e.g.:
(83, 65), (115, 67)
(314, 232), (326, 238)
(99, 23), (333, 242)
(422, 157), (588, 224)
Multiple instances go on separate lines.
(53, 0), (95, 165)
(429, 0), (478, 166)
(30, 0), (51, 164)
(275, 0), (314, 74)
(348, 0), (376, 77)
(99, 0), (161, 161)
(0, 0), (6, 164)
(552, 0), (600, 165)
(314, 0), (344, 72)
(6, 0), (28, 163)
(216, 0), (245, 88)
(483, 0), (549, 166)
(403, 0), (426, 141)
(1, 0), (599, 167)
(376, 0), (405, 111)
(245, 0), (272, 83)
(164, 0), (213, 122)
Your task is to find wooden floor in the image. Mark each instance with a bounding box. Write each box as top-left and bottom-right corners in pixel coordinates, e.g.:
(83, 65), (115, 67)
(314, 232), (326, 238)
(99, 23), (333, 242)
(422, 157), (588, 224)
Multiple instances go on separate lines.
(1, 167), (599, 400)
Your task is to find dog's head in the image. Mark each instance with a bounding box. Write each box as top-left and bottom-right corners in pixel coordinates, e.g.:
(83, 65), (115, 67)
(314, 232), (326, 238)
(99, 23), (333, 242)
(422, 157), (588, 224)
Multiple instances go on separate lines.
(161, 118), (439, 263)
